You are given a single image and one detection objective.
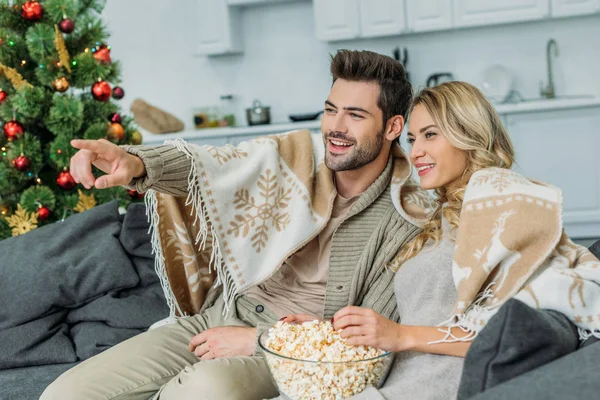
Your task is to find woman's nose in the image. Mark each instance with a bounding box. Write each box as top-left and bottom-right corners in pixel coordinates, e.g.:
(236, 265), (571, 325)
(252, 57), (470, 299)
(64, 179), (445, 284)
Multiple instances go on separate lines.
(410, 141), (425, 162)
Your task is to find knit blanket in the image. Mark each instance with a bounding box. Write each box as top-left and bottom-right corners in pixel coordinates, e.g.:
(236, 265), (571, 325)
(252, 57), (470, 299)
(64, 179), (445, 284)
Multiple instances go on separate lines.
(442, 167), (600, 341)
(145, 129), (434, 317)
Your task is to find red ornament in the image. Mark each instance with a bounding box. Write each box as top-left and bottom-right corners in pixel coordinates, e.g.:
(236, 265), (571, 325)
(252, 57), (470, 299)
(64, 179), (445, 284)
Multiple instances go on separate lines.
(21, 1), (44, 21)
(37, 206), (51, 221)
(14, 155), (30, 171)
(112, 86), (125, 100)
(110, 113), (122, 124)
(93, 45), (112, 64)
(0, 90), (7, 104)
(3, 121), (24, 141)
(56, 170), (76, 190)
(92, 81), (112, 102)
(128, 190), (145, 199)
(58, 18), (75, 34)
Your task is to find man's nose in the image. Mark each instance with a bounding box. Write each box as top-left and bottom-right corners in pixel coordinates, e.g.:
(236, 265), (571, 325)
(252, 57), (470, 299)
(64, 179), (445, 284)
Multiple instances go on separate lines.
(331, 113), (348, 134)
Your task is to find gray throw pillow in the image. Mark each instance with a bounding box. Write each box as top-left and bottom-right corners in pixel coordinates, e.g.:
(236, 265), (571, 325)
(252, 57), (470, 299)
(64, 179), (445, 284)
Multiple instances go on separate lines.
(590, 239), (600, 259)
(457, 299), (579, 400)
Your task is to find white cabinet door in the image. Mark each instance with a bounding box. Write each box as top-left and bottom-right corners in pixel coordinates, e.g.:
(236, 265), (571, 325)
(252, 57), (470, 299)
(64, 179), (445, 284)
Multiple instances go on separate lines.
(551, 0), (600, 17)
(505, 106), (600, 238)
(313, 0), (360, 41)
(453, 0), (550, 28)
(194, 0), (242, 55)
(359, 0), (406, 38)
(406, 0), (453, 32)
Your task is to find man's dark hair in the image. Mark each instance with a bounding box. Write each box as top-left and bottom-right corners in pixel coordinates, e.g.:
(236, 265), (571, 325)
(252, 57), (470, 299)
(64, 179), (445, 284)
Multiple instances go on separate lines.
(330, 49), (412, 127)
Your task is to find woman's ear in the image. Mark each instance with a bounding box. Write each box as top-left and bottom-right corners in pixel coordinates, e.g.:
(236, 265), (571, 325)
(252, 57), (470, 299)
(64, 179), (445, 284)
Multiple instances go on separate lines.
(386, 115), (405, 141)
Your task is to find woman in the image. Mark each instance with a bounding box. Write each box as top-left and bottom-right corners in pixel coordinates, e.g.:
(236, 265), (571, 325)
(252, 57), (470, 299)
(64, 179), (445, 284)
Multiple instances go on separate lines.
(281, 81), (600, 399)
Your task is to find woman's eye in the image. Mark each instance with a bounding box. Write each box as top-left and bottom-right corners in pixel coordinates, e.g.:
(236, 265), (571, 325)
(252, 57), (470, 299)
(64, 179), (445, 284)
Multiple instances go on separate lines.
(425, 131), (437, 139)
(406, 138), (415, 145)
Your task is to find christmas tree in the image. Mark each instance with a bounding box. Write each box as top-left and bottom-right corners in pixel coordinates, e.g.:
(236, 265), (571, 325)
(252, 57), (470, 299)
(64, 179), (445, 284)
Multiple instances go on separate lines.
(0, 0), (144, 239)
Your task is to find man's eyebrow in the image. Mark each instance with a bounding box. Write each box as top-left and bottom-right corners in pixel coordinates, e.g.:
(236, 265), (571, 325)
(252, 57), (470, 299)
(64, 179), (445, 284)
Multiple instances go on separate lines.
(325, 101), (371, 115)
(345, 106), (371, 115)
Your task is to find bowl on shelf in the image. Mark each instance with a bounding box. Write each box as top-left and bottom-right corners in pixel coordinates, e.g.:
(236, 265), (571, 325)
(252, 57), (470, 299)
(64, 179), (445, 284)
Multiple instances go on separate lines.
(258, 332), (394, 400)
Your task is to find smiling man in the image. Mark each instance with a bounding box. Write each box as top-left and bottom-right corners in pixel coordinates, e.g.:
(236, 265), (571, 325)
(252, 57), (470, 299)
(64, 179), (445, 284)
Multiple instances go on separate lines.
(42, 50), (422, 400)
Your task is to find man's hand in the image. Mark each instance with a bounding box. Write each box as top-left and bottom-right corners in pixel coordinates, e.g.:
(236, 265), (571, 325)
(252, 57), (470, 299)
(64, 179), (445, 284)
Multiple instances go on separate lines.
(188, 326), (258, 360)
(332, 306), (404, 352)
(70, 139), (146, 189)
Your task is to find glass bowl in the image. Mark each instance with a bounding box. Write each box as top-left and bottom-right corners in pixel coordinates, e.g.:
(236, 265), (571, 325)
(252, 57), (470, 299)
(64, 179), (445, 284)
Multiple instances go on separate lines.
(258, 332), (394, 400)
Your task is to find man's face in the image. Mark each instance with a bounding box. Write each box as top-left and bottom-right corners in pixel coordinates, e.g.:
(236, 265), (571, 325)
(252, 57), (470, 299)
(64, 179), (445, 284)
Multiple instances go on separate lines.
(321, 79), (386, 171)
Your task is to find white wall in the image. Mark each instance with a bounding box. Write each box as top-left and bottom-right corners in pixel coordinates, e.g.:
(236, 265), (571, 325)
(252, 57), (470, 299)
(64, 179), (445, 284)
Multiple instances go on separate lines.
(103, 0), (600, 130)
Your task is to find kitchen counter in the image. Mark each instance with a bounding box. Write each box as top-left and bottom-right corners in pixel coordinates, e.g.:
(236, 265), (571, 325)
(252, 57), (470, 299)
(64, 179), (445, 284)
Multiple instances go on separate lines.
(139, 96), (600, 145)
(140, 120), (321, 145)
(494, 95), (600, 114)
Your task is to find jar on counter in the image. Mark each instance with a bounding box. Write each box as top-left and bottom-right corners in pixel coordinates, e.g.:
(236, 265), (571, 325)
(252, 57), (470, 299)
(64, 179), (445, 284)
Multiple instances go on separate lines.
(219, 94), (236, 127)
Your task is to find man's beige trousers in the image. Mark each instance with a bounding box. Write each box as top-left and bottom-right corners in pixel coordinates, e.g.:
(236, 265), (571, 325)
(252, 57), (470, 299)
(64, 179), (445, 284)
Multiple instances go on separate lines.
(40, 296), (280, 400)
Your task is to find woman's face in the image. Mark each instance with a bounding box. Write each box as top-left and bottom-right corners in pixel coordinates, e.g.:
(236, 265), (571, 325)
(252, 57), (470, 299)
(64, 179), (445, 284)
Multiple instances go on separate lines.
(407, 104), (468, 191)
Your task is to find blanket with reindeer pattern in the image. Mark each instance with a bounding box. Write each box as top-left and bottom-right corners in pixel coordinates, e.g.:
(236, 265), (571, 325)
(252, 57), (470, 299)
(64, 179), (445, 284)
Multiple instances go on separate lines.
(446, 167), (600, 341)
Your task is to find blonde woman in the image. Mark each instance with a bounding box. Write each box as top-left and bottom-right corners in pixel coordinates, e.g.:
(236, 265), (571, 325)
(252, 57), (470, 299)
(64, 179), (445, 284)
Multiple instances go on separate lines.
(281, 81), (600, 399)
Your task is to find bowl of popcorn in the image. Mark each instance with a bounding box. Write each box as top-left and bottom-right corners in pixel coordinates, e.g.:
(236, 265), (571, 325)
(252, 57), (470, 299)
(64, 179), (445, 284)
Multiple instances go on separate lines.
(259, 320), (394, 400)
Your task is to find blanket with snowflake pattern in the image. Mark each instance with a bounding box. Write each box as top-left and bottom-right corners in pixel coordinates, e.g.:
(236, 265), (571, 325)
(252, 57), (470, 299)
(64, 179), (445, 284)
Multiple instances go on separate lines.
(144, 129), (434, 317)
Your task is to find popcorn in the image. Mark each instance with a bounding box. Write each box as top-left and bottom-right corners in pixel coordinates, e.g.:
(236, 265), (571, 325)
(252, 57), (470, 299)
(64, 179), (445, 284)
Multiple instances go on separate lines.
(262, 320), (393, 400)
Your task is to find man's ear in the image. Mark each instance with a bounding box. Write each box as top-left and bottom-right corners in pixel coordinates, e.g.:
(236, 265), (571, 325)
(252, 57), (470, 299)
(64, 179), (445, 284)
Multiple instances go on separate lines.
(385, 115), (405, 141)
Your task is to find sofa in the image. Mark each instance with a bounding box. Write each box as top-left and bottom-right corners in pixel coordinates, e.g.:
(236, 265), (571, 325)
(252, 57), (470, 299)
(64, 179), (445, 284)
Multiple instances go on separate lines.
(1, 200), (598, 400)
(0, 202), (168, 400)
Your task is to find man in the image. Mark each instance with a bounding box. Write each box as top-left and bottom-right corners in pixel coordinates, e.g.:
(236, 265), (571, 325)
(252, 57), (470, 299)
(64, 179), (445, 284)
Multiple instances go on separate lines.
(42, 49), (421, 400)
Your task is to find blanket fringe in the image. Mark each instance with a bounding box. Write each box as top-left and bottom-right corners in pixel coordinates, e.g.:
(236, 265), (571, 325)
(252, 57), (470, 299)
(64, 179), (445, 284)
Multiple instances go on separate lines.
(164, 139), (236, 317)
(578, 327), (600, 341)
(428, 282), (496, 344)
(145, 191), (184, 318)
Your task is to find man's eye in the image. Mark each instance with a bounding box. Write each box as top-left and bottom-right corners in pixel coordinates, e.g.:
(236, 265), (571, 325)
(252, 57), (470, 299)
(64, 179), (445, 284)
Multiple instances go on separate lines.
(325, 108), (336, 114)
(350, 113), (363, 119)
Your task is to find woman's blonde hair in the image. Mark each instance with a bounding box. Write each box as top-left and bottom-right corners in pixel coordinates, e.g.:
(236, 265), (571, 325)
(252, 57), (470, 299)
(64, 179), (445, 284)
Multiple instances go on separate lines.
(390, 81), (516, 271)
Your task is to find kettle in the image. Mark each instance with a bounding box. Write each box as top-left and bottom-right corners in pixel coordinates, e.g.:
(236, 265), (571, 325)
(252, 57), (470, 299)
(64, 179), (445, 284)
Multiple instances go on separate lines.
(426, 73), (455, 87)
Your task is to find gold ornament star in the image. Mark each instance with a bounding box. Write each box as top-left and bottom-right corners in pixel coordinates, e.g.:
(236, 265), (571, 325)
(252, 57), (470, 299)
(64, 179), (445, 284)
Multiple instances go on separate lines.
(5, 204), (38, 236)
(74, 189), (97, 213)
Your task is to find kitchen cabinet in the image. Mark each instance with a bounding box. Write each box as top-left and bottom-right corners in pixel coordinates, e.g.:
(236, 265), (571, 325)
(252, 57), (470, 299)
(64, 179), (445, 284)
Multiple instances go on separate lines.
(313, 0), (408, 41)
(550, 0), (600, 17)
(193, 0), (242, 56)
(504, 106), (600, 238)
(313, 0), (360, 41)
(359, 0), (406, 38)
(453, 0), (550, 28)
(406, 0), (453, 32)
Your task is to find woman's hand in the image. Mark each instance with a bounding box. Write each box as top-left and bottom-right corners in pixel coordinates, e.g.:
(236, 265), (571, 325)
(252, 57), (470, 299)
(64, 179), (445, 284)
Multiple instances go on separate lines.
(279, 314), (322, 324)
(332, 306), (406, 353)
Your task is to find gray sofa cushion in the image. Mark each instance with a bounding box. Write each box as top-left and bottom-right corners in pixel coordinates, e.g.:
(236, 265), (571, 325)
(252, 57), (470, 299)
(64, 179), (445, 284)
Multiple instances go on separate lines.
(590, 238), (600, 259)
(467, 341), (600, 400)
(0, 363), (77, 400)
(457, 299), (579, 400)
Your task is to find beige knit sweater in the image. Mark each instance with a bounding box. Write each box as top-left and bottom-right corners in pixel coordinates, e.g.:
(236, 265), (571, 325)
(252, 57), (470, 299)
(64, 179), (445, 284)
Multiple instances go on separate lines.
(122, 144), (420, 325)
